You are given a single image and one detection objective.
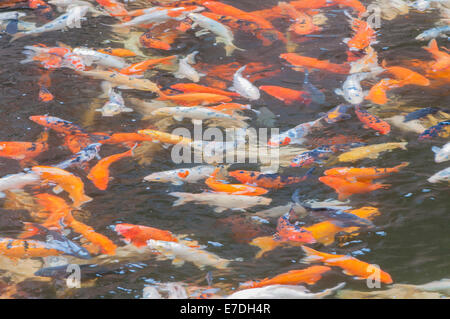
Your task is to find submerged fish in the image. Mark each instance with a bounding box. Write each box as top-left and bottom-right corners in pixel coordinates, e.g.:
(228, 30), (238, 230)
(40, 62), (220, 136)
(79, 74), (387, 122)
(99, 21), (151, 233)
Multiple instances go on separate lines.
(144, 165), (215, 185)
(169, 192), (272, 213)
(146, 239), (230, 270)
(432, 143), (450, 163)
(428, 167), (450, 183)
(338, 142), (408, 162)
(230, 65), (260, 100)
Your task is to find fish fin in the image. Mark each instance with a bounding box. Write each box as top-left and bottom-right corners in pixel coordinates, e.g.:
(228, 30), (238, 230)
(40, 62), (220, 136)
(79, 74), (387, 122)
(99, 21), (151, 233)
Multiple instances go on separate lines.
(431, 146), (441, 154)
(9, 32), (26, 42)
(172, 258), (185, 267)
(300, 246), (324, 263)
(53, 185), (64, 194)
(170, 193), (191, 206)
(173, 115), (184, 121)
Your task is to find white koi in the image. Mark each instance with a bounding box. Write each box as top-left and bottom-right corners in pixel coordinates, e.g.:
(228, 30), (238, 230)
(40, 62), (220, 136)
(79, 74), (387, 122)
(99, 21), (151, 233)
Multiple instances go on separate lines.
(144, 165), (215, 185)
(230, 66), (260, 100)
(432, 142), (450, 163)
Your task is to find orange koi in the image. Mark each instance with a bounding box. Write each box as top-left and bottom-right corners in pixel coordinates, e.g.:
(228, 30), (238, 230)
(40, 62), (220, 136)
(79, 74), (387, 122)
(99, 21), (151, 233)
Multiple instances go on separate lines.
(324, 162), (409, 182)
(137, 129), (193, 145)
(365, 78), (403, 105)
(0, 131), (48, 165)
(140, 33), (172, 50)
(63, 212), (117, 255)
(319, 175), (390, 200)
(259, 85), (311, 105)
(169, 83), (239, 97)
(158, 91), (232, 106)
(114, 223), (179, 248)
(346, 18), (376, 51)
(382, 62), (430, 86)
(29, 115), (89, 137)
(242, 266), (331, 289)
(355, 106), (391, 135)
(228, 170), (308, 189)
(119, 56), (177, 75)
(97, 48), (137, 57)
(301, 245), (393, 284)
(424, 39), (450, 72)
(95, 132), (154, 146)
(63, 134), (93, 154)
(281, 53), (350, 74)
(31, 166), (92, 208)
(95, 0), (128, 17)
(278, 2), (321, 35)
(205, 168), (269, 196)
(87, 147), (134, 191)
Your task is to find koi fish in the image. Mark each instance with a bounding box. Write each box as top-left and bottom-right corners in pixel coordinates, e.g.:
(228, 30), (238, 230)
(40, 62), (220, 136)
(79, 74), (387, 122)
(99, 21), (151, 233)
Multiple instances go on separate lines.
(174, 51), (204, 83)
(319, 175), (390, 200)
(432, 142), (450, 163)
(424, 39), (450, 72)
(350, 46), (382, 74)
(63, 212), (117, 255)
(152, 106), (246, 125)
(139, 32), (172, 50)
(0, 131), (49, 165)
(96, 89), (133, 117)
(28, 0), (53, 19)
(259, 86), (311, 105)
(96, 132), (154, 146)
(355, 106), (391, 135)
(324, 162), (409, 182)
(302, 70), (326, 105)
(55, 143), (101, 169)
(338, 142), (408, 162)
(365, 78), (403, 105)
(416, 25), (450, 41)
(428, 167), (450, 183)
(188, 12), (243, 56)
(0, 172), (41, 198)
(403, 107), (440, 122)
(63, 134), (94, 154)
(138, 129), (192, 145)
(29, 115), (89, 137)
(335, 72), (371, 105)
(97, 47), (136, 57)
(281, 53), (350, 74)
(268, 119), (322, 147)
(10, 5), (89, 41)
(169, 192), (272, 213)
(276, 213), (316, 244)
(147, 239), (230, 270)
(291, 147), (334, 168)
(87, 146), (134, 190)
(301, 245), (393, 284)
(228, 170), (310, 189)
(72, 47), (128, 69)
(119, 56), (176, 75)
(77, 69), (160, 93)
(114, 223), (179, 248)
(95, 0), (128, 17)
(205, 171), (269, 196)
(418, 121), (450, 140)
(144, 165), (215, 185)
(241, 265), (331, 289)
(31, 166), (92, 207)
(168, 83), (239, 97)
(157, 91), (232, 106)
(343, 15), (376, 52)
(229, 65), (260, 100)
(278, 2), (321, 35)
(382, 63), (430, 87)
(318, 104), (353, 124)
(32, 193), (71, 230)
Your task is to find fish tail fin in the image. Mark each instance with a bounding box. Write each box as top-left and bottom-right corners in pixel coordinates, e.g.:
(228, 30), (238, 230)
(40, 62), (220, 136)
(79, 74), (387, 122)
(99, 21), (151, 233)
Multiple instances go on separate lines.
(250, 236), (281, 259)
(36, 129), (50, 143)
(73, 195), (93, 208)
(395, 162), (409, 171)
(160, 55), (177, 65)
(9, 32), (26, 43)
(301, 245), (325, 263)
(169, 192), (193, 206)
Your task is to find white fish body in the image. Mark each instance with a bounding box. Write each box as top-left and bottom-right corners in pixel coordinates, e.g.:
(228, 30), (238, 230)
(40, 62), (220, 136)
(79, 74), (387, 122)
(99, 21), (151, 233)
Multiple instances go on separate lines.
(174, 51), (204, 82)
(117, 6), (204, 28)
(428, 167), (450, 183)
(432, 143), (450, 163)
(268, 119), (322, 147)
(416, 25), (450, 40)
(48, 0), (105, 16)
(73, 47), (127, 69)
(152, 106), (242, 124)
(230, 66), (260, 100)
(143, 165), (215, 185)
(227, 283), (346, 299)
(10, 6), (89, 41)
(0, 11), (26, 21)
(169, 192), (272, 213)
(335, 72), (370, 105)
(188, 13), (243, 56)
(146, 240), (230, 270)
(96, 89), (133, 117)
(0, 172), (41, 198)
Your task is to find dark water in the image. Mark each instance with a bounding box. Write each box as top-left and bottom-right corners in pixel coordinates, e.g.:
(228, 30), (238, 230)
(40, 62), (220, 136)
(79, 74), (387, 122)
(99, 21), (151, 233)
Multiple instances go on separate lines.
(0, 0), (449, 298)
